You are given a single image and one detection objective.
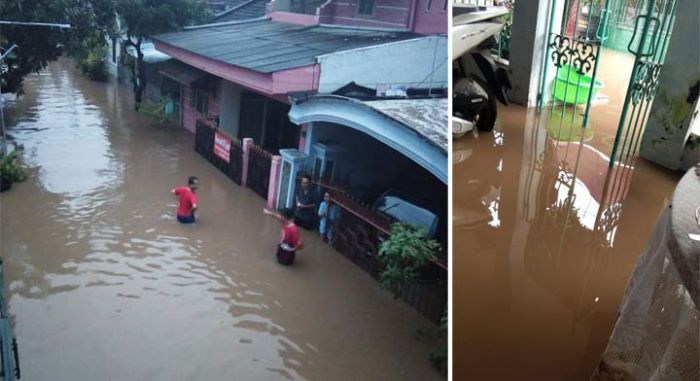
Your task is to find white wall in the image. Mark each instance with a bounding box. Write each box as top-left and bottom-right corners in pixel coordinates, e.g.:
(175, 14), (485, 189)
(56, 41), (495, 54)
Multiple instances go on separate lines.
(219, 80), (243, 137)
(640, 0), (700, 170)
(316, 36), (448, 93)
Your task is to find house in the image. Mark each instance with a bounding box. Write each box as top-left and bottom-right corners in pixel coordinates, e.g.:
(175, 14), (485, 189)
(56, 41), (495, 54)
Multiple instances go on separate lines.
(150, 0), (448, 321)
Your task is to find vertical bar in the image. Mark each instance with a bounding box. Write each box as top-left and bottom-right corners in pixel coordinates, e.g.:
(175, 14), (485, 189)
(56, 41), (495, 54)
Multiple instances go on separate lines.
(538, 0), (559, 108)
(566, 0), (596, 129)
(583, 0), (612, 127)
(609, 0), (657, 167)
(626, 0), (677, 160)
(657, 0), (677, 62)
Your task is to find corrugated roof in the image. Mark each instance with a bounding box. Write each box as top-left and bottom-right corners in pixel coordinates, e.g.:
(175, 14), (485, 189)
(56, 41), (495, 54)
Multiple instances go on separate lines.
(364, 98), (448, 152)
(153, 19), (418, 73)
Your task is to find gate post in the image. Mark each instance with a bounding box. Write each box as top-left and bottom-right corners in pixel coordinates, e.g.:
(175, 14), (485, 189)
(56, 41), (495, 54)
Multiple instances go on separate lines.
(509, 0), (565, 107)
(267, 155), (282, 209)
(241, 138), (253, 187)
(640, 0), (700, 170)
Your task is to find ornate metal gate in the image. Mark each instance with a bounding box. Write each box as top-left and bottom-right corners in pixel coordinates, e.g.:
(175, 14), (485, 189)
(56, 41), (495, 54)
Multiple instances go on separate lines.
(538, 0), (613, 128)
(609, 0), (678, 167)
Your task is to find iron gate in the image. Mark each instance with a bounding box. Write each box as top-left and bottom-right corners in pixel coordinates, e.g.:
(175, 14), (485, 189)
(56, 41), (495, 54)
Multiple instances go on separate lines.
(609, 0), (678, 167)
(538, 0), (614, 127)
(247, 144), (272, 199)
(194, 121), (243, 184)
(537, 0), (679, 167)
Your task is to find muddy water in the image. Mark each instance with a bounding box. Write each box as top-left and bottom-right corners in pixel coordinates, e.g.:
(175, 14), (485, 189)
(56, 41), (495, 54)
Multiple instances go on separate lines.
(453, 56), (682, 380)
(0, 61), (443, 381)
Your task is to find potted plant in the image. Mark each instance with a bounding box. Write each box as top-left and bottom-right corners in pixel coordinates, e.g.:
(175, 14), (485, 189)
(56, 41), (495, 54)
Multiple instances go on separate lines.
(0, 152), (27, 192)
(378, 222), (440, 298)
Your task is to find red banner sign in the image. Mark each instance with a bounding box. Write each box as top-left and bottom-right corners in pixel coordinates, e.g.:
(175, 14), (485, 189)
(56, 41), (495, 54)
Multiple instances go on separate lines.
(213, 132), (231, 163)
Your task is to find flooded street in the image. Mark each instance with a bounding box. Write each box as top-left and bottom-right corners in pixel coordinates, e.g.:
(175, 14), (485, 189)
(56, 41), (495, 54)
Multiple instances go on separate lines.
(453, 49), (682, 381)
(0, 61), (443, 381)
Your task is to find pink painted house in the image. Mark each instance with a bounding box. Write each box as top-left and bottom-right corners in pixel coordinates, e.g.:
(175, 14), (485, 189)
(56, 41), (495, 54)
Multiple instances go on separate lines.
(316, 0), (447, 35)
(150, 1), (448, 322)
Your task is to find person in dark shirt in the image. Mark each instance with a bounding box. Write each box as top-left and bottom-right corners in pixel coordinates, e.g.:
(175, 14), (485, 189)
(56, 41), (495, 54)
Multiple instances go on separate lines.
(294, 176), (317, 230)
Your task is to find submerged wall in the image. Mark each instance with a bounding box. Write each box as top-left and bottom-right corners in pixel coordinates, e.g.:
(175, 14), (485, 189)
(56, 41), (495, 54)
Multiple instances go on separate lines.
(640, 0), (700, 170)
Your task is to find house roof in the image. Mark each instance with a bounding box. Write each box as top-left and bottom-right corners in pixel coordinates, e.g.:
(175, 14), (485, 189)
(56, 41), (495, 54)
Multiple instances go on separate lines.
(154, 59), (210, 84)
(364, 98), (448, 153)
(213, 0), (268, 22)
(153, 18), (419, 73)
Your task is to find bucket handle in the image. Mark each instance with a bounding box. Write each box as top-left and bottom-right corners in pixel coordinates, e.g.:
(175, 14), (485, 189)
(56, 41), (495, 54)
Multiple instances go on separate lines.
(596, 8), (612, 43)
(628, 14), (661, 57)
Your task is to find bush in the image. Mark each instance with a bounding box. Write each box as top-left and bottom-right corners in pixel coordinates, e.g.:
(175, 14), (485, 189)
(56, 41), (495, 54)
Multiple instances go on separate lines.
(429, 310), (448, 376)
(0, 151), (27, 184)
(378, 223), (440, 298)
(138, 99), (176, 127)
(78, 44), (108, 81)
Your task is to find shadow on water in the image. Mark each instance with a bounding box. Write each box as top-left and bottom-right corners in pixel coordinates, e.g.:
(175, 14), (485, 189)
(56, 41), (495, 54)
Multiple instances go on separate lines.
(1, 60), (444, 381)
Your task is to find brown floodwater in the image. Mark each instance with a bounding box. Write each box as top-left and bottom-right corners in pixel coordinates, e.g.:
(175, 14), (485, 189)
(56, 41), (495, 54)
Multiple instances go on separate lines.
(453, 48), (683, 380)
(0, 61), (444, 381)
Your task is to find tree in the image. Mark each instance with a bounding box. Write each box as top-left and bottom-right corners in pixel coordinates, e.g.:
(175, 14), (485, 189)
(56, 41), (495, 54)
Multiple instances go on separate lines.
(0, 0), (116, 93)
(115, 0), (205, 110)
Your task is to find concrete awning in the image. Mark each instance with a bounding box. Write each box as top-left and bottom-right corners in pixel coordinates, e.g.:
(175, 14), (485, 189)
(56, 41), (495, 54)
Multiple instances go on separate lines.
(288, 95), (448, 183)
(156, 60), (209, 85)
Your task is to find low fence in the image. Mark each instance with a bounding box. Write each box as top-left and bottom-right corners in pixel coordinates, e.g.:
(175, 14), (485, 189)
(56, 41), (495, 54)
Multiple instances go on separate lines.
(192, 128), (447, 323)
(247, 145), (273, 199)
(325, 183), (448, 323)
(195, 120), (243, 185)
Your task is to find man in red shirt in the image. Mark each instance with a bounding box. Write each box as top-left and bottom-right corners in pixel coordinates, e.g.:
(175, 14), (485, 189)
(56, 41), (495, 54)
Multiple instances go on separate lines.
(171, 176), (199, 224)
(263, 207), (303, 265)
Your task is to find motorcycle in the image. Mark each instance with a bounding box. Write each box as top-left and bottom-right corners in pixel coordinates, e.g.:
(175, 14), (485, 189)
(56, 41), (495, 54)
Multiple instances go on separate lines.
(452, 2), (512, 138)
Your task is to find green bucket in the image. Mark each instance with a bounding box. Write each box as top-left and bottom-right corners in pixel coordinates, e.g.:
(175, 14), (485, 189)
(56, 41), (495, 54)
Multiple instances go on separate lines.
(553, 65), (603, 105)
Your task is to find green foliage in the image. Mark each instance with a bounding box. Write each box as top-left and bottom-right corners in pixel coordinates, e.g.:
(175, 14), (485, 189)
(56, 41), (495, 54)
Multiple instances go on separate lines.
(138, 99), (176, 127)
(429, 310), (448, 377)
(0, 0), (116, 93)
(115, 0), (206, 108)
(429, 347), (447, 377)
(0, 152), (27, 183)
(76, 37), (109, 81)
(378, 223), (440, 298)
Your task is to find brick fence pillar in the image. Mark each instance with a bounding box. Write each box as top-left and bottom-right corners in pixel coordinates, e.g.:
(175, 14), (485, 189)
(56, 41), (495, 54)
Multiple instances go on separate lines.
(241, 137), (253, 187)
(267, 155), (282, 209)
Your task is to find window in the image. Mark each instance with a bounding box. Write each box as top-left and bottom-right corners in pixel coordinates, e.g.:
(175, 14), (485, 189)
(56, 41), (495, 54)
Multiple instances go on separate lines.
(192, 89), (208, 115)
(357, 0), (374, 15)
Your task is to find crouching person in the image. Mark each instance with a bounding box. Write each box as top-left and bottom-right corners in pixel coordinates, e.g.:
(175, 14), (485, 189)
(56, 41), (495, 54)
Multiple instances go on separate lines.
(263, 207), (304, 265)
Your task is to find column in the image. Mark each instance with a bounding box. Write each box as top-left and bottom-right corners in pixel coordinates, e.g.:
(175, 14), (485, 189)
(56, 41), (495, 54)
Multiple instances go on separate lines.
(639, 0), (700, 170)
(267, 155), (282, 209)
(508, 0), (565, 107)
(241, 137), (253, 187)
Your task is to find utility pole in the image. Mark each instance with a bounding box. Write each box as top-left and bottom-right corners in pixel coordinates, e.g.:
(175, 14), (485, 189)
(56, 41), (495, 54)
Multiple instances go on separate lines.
(0, 21), (71, 157)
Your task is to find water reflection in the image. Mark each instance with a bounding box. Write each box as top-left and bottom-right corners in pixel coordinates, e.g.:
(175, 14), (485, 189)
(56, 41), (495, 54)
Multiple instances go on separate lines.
(453, 102), (679, 380)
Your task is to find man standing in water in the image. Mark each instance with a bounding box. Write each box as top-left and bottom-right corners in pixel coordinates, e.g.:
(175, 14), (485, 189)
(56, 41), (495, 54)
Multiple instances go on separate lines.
(295, 176), (317, 230)
(172, 176), (198, 223)
(263, 207), (303, 265)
